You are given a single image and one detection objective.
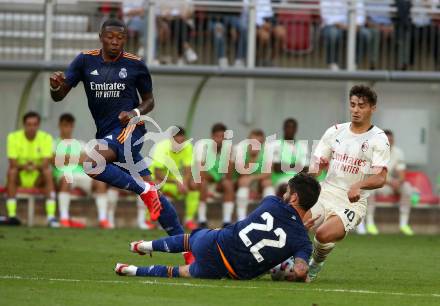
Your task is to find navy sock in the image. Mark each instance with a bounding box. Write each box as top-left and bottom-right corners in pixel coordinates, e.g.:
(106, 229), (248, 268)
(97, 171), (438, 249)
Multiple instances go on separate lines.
(158, 195), (184, 236)
(136, 265), (180, 278)
(152, 234), (191, 253)
(88, 163), (145, 195)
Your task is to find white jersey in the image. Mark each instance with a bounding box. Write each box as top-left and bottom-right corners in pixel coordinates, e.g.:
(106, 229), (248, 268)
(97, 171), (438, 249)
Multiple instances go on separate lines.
(313, 122), (390, 200)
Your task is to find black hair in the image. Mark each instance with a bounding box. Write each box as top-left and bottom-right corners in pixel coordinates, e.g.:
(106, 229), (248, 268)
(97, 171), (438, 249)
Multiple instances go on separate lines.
(59, 113), (75, 124)
(211, 123), (227, 134)
(23, 111), (41, 124)
(288, 173), (321, 211)
(175, 126), (186, 136)
(283, 118), (298, 129)
(250, 129), (265, 137)
(349, 85), (377, 106)
(100, 18), (127, 33)
(384, 129), (393, 136)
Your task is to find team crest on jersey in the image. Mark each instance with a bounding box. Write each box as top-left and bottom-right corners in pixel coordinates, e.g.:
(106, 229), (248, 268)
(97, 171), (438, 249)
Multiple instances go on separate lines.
(361, 141), (369, 152)
(119, 68), (127, 79)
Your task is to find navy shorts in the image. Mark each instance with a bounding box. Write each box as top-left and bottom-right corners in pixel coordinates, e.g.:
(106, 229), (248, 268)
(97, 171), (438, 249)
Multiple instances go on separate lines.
(189, 229), (229, 279)
(98, 126), (150, 177)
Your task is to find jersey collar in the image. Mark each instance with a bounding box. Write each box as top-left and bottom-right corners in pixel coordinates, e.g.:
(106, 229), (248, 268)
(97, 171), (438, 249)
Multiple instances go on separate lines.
(99, 49), (124, 63)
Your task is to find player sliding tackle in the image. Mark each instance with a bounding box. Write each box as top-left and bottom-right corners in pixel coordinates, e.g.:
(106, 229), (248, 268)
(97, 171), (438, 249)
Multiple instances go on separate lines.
(49, 19), (192, 262)
(115, 173), (321, 281)
(304, 85), (390, 281)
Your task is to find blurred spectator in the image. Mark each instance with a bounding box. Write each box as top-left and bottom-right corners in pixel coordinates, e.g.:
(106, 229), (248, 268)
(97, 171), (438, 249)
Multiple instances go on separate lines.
(6, 111), (57, 227)
(196, 123), (235, 228)
(394, 0), (412, 70)
(208, 0), (245, 67)
(151, 127), (199, 230)
(157, 0), (198, 65)
(320, 0), (374, 70)
(235, 129), (274, 221)
(357, 130), (415, 236)
(410, 0), (433, 68)
(366, 1), (394, 69)
(123, 0), (147, 54)
(270, 118), (308, 187)
(53, 114), (111, 229)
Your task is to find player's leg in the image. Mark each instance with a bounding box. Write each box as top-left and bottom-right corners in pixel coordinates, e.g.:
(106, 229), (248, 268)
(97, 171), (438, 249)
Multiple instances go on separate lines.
(92, 179), (110, 229)
(197, 171), (213, 227)
(116, 263), (190, 278)
(184, 180), (200, 230)
(399, 182), (414, 235)
(6, 163), (20, 221)
(106, 188), (119, 228)
(38, 168), (57, 226)
(130, 233), (190, 255)
(221, 177), (235, 227)
(58, 175), (72, 227)
(236, 175), (251, 221)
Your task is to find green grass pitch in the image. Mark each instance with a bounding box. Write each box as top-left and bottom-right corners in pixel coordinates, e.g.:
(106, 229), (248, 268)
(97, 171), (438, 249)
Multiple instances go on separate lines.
(0, 227), (439, 306)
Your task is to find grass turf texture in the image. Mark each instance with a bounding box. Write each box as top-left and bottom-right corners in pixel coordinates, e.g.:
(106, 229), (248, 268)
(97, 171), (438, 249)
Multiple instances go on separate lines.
(0, 228), (439, 306)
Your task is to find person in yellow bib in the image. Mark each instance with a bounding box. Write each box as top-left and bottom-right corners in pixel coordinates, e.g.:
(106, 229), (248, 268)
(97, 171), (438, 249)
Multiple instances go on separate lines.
(6, 111), (57, 227)
(151, 127), (200, 230)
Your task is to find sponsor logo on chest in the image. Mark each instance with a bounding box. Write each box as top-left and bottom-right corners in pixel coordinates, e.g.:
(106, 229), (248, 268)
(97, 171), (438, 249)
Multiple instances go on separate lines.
(89, 67), (128, 98)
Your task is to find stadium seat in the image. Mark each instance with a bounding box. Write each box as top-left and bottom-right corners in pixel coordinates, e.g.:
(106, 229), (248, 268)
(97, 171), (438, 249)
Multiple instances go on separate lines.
(404, 171), (439, 205)
(278, 10), (314, 54)
(16, 188), (45, 227)
(0, 185), (6, 194)
(374, 194), (400, 204)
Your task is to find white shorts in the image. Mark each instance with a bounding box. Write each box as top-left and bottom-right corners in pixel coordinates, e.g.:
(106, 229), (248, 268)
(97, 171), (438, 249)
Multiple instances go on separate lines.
(70, 173), (93, 194)
(310, 185), (367, 232)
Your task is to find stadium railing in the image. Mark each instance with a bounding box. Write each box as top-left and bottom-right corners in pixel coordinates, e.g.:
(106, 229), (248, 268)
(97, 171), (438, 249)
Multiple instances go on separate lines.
(1, 0), (440, 74)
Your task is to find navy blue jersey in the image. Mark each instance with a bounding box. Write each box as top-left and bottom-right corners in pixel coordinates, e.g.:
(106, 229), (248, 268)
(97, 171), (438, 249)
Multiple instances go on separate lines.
(65, 49), (152, 138)
(216, 196), (312, 280)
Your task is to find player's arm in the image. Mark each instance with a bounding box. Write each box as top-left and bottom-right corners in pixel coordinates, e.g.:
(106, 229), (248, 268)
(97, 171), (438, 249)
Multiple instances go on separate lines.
(49, 71), (72, 102)
(348, 167), (387, 203)
(309, 126), (334, 177)
(118, 92), (155, 126)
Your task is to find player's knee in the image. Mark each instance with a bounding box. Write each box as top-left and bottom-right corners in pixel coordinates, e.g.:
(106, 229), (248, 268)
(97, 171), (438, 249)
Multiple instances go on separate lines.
(315, 228), (334, 244)
(7, 166), (18, 178)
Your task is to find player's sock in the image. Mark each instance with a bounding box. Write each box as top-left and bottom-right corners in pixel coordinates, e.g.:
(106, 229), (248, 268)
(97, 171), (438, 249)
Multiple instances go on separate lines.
(6, 198), (17, 218)
(158, 195), (184, 236)
(399, 200), (411, 228)
(184, 191), (200, 222)
(45, 198), (57, 220)
(58, 192), (70, 221)
(106, 189), (119, 228)
(311, 236), (335, 264)
(198, 201), (207, 223)
(94, 193), (108, 222)
(222, 201), (234, 224)
(263, 186), (275, 197)
(136, 196), (147, 228)
(236, 187), (249, 221)
(152, 234), (190, 253)
(88, 163), (146, 195)
(366, 202), (376, 227)
(136, 265), (180, 278)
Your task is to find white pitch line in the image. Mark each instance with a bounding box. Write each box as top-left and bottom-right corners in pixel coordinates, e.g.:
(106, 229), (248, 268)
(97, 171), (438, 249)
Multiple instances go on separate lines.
(1, 275), (439, 299)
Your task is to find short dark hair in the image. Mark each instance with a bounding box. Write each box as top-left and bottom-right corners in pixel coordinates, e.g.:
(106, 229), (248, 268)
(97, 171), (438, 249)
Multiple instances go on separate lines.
(250, 129), (265, 137)
(100, 18), (127, 33)
(288, 173), (321, 211)
(283, 118), (298, 129)
(211, 123), (227, 134)
(59, 113), (75, 124)
(349, 85), (377, 105)
(175, 126), (186, 136)
(23, 111), (40, 124)
(384, 129), (393, 136)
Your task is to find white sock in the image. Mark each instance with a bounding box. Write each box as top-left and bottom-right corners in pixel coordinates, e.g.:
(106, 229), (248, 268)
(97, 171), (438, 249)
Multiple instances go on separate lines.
(222, 201), (234, 223)
(95, 194), (108, 222)
(137, 196), (146, 227)
(123, 265), (138, 276)
(366, 203), (376, 226)
(312, 236), (335, 264)
(141, 182), (151, 195)
(263, 186), (275, 197)
(58, 192), (70, 220)
(139, 241), (153, 252)
(107, 189), (119, 227)
(198, 201), (207, 223)
(236, 187), (250, 221)
(399, 203), (411, 227)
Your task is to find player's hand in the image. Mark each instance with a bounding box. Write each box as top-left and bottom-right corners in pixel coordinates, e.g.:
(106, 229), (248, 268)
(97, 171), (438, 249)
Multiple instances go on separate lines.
(347, 184), (361, 203)
(50, 71), (66, 89)
(177, 182), (188, 194)
(303, 215), (321, 230)
(118, 111), (137, 126)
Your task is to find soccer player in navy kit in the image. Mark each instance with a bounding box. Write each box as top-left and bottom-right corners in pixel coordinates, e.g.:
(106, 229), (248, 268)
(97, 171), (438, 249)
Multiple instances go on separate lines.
(115, 173), (321, 282)
(49, 19), (188, 258)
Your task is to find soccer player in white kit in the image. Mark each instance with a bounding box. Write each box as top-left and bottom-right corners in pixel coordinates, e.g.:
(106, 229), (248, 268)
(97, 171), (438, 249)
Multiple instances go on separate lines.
(306, 85), (391, 281)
